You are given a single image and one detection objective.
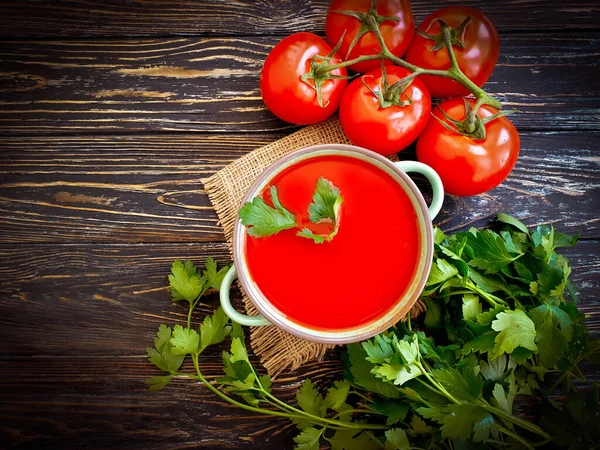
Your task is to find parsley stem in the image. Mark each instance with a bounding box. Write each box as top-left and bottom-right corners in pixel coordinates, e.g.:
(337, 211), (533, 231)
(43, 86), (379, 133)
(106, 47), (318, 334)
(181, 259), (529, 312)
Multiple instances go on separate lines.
(496, 425), (535, 450)
(191, 354), (306, 422)
(331, 409), (386, 419)
(418, 360), (461, 405)
(191, 355), (386, 431)
(483, 404), (551, 439)
(550, 356), (583, 391)
(466, 281), (508, 307)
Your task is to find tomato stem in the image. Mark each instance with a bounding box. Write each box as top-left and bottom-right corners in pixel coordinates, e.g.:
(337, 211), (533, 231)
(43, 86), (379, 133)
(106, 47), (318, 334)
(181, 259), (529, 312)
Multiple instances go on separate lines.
(310, 12), (502, 115)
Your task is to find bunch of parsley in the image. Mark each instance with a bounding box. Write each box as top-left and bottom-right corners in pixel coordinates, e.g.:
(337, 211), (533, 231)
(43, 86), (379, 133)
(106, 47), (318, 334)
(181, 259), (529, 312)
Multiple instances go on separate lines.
(342, 214), (599, 449)
(146, 216), (599, 449)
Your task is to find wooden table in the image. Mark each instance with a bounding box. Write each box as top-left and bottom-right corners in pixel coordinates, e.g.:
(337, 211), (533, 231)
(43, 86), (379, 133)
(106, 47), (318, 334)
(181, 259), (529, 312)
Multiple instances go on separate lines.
(0, 1), (598, 448)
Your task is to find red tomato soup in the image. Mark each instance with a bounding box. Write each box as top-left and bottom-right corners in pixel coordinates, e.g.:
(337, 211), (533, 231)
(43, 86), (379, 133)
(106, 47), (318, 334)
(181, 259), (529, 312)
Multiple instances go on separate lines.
(244, 155), (421, 330)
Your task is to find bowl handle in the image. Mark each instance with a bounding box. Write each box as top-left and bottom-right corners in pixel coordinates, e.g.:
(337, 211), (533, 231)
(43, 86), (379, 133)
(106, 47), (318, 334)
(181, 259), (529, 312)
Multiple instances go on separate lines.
(220, 265), (272, 326)
(394, 161), (444, 220)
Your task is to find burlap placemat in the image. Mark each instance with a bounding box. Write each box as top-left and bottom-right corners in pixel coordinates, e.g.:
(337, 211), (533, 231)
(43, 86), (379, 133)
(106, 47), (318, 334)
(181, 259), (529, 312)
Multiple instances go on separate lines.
(202, 115), (425, 374)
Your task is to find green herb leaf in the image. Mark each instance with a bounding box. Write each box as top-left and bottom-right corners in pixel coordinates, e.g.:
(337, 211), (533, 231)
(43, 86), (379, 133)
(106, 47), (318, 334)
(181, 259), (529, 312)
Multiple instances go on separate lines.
(529, 303), (573, 367)
(462, 332), (496, 356)
(432, 367), (483, 401)
(297, 177), (344, 243)
(296, 379), (325, 418)
(239, 186), (297, 237)
(363, 333), (396, 364)
(368, 397), (410, 426)
(421, 404), (492, 441)
(296, 228), (328, 244)
(344, 343), (401, 399)
(307, 177), (343, 225)
(203, 256), (230, 290)
(384, 428), (410, 450)
(496, 213), (530, 235)
(427, 258), (459, 285)
(466, 229), (522, 274)
(169, 259), (205, 304)
(170, 325), (200, 356)
(323, 380), (351, 412)
(293, 426), (322, 450)
(199, 306), (231, 352)
(409, 416), (433, 435)
(327, 429), (379, 450)
(462, 294), (482, 322)
(146, 375), (173, 392)
(490, 310), (537, 359)
(146, 324), (185, 376)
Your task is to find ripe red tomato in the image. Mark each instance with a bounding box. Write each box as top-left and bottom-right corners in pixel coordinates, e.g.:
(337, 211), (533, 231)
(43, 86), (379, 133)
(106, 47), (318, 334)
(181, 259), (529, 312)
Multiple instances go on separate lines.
(339, 66), (431, 156)
(260, 32), (348, 125)
(326, 0), (414, 73)
(405, 7), (499, 98)
(416, 97), (520, 196)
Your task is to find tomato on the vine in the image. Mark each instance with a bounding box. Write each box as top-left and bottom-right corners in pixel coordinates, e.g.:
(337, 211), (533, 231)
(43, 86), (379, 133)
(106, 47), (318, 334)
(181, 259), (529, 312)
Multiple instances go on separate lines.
(260, 32), (348, 125)
(405, 6), (499, 98)
(416, 97), (520, 196)
(325, 0), (414, 73)
(339, 66), (431, 156)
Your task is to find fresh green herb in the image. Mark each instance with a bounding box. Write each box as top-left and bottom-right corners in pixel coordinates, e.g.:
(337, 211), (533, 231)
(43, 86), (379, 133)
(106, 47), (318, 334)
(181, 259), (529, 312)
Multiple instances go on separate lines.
(147, 216), (599, 449)
(239, 186), (296, 237)
(169, 257), (230, 328)
(297, 177), (344, 244)
(239, 177), (344, 243)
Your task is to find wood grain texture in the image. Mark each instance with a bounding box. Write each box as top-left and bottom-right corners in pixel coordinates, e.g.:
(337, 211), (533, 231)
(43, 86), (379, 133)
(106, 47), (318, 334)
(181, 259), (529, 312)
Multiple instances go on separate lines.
(1, 0), (599, 37)
(0, 354), (342, 450)
(1, 132), (598, 244)
(1, 240), (598, 358)
(0, 33), (598, 134)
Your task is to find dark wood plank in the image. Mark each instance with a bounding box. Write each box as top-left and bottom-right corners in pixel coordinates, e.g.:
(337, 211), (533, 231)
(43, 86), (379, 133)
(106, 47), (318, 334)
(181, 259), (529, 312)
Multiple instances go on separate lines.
(0, 355), (341, 450)
(1, 240), (598, 358)
(0, 34), (598, 134)
(1, 131), (598, 244)
(0, 0), (598, 38)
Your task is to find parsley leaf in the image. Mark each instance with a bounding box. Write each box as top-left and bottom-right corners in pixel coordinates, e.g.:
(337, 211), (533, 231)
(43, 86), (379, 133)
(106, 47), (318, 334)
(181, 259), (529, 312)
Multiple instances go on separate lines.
(199, 306), (231, 352)
(373, 337), (423, 386)
(203, 256), (230, 290)
(409, 416), (433, 436)
(490, 310), (537, 359)
(293, 427), (322, 450)
(432, 367), (483, 401)
(296, 379), (325, 418)
(239, 186), (296, 237)
(146, 324), (185, 375)
(369, 398), (410, 426)
(462, 294), (482, 321)
(146, 375), (174, 392)
(466, 229), (523, 274)
(170, 325), (200, 356)
(344, 343), (401, 399)
(169, 259), (205, 304)
(496, 213), (530, 235)
(529, 303), (573, 367)
(323, 380), (351, 412)
(327, 429), (379, 450)
(297, 177), (344, 243)
(421, 404), (492, 441)
(427, 258), (459, 285)
(307, 177), (343, 224)
(384, 428), (410, 450)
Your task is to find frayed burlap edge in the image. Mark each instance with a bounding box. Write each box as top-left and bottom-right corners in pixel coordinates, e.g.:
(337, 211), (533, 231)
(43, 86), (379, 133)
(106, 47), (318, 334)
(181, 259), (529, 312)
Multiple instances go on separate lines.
(202, 115), (425, 375)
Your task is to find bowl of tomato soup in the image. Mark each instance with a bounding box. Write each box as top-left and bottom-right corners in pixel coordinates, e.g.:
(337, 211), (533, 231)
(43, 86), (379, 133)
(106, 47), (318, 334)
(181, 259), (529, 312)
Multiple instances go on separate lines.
(220, 144), (444, 344)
